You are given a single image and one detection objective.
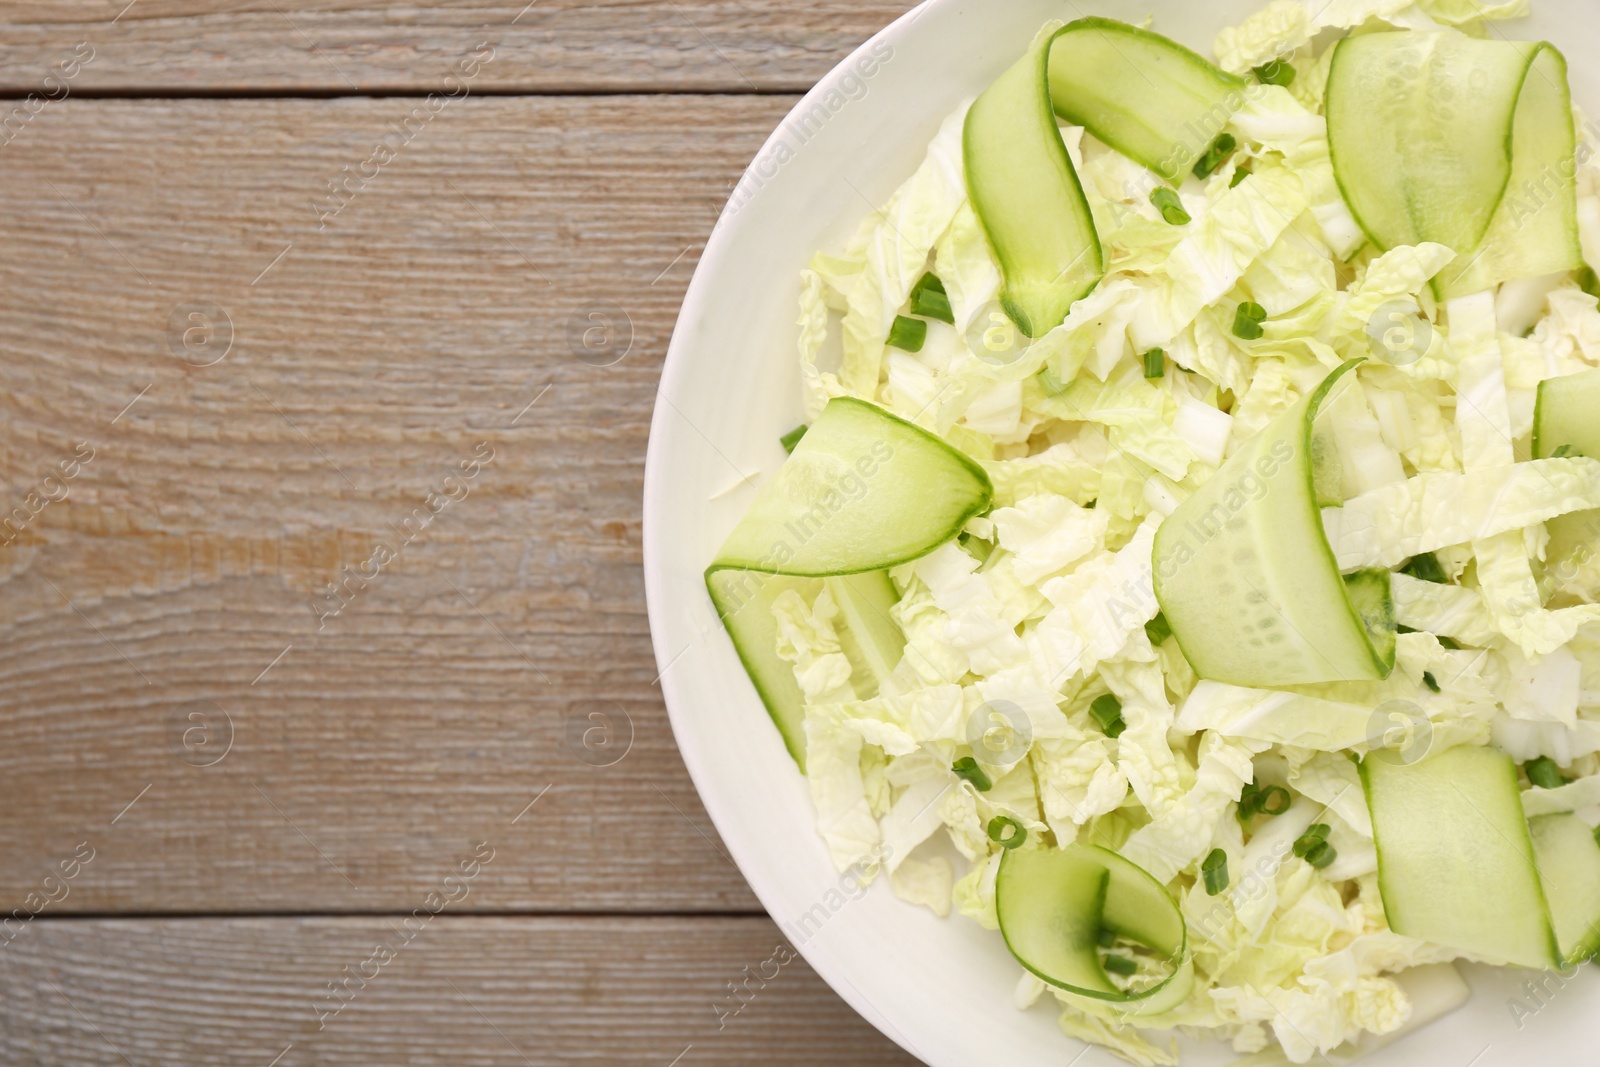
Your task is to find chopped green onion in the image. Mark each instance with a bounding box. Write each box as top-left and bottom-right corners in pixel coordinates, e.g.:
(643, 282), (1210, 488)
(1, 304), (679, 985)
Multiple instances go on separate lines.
(1526, 757), (1567, 790)
(1438, 635), (1462, 650)
(1302, 839), (1336, 869)
(1423, 671), (1440, 693)
(987, 815), (1026, 850)
(1293, 824), (1331, 858)
(1201, 848), (1229, 896)
(1552, 444), (1583, 459)
(1143, 348), (1166, 379)
(1232, 301), (1267, 340)
(1089, 693), (1127, 739)
(909, 271), (955, 324)
(1144, 613), (1173, 646)
(1401, 552), (1449, 584)
(778, 425), (808, 454)
(887, 315), (927, 353)
(1579, 266), (1600, 300)
(952, 756), (993, 792)
(1097, 927), (1116, 947)
(1258, 785), (1292, 817)
(1254, 60), (1297, 87)
(1193, 133), (1238, 179)
(1150, 187), (1191, 226)
(1102, 954), (1138, 976)
(1229, 165), (1252, 188)
(1237, 781), (1262, 820)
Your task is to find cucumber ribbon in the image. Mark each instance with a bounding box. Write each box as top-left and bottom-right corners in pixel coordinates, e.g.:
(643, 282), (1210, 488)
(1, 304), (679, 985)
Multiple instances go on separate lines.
(1153, 360), (1397, 688)
(967, 19), (1246, 337)
(997, 844), (1193, 1013)
(1327, 30), (1582, 299)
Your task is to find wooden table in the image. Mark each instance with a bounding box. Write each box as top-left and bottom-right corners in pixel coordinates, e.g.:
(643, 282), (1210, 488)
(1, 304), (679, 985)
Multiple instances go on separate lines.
(0, 3), (923, 1063)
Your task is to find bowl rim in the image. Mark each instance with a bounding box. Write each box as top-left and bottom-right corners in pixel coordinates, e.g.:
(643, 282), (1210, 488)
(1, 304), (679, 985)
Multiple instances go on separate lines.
(641, 2), (939, 1058)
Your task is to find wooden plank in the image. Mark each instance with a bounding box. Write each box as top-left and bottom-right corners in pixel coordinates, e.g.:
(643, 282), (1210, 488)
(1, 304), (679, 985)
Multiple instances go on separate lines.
(0, 94), (803, 911)
(0, 916), (921, 1065)
(0, 1), (916, 94)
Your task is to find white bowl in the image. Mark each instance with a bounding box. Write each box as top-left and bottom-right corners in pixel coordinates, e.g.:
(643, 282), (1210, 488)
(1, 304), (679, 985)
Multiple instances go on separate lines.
(643, 2), (1600, 1063)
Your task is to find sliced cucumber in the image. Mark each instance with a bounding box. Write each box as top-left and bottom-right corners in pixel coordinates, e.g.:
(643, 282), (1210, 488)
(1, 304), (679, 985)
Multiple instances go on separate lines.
(1327, 31), (1580, 300)
(1533, 369), (1600, 586)
(965, 24), (1103, 337)
(1438, 47), (1581, 298)
(712, 398), (992, 576)
(825, 571), (906, 699)
(1047, 18), (1247, 184)
(996, 844), (1189, 1011)
(1153, 361), (1396, 687)
(1529, 813), (1600, 964)
(1361, 745), (1559, 968)
(1533, 368), (1600, 460)
(705, 568), (821, 771)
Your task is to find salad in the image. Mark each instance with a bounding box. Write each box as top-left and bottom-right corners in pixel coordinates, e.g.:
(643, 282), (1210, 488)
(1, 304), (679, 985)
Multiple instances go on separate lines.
(703, 1), (1600, 1063)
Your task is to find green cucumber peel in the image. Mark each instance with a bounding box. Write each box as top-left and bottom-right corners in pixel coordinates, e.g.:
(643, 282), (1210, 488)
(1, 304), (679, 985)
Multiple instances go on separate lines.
(1153, 360), (1397, 687)
(996, 844), (1190, 1012)
(1327, 31), (1581, 299)
(1361, 745), (1561, 969)
(711, 397), (992, 577)
(1047, 18), (1248, 185)
(965, 23), (1104, 338)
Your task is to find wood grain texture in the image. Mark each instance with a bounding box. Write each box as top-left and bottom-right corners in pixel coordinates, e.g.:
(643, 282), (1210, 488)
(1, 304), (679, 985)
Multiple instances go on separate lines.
(0, 916), (922, 1065)
(0, 94), (802, 912)
(0, 1), (917, 94)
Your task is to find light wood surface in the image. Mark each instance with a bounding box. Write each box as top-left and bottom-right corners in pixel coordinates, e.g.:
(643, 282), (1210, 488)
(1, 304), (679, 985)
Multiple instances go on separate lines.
(0, 917), (919, 1065)
(0, 1), (917, 93)
(0, 5), (931, 1063)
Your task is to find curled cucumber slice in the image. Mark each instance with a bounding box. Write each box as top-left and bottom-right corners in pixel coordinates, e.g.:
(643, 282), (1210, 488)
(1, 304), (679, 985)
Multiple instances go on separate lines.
(996, 844), (1190, 1013)
(1362, 745), (1560, 969)
(705, 569), (820, 771)
(1328, 30), (1581, 299)
(1529, 813), (1600, 964)
(1153, 361), (1396, 687)
(711, 397), (992, 577)
(965, 24), (1104, 338)
(1533, 368), (1600, 586)
(705, 568), (907, 772)
(1047, 18), (1247, 184)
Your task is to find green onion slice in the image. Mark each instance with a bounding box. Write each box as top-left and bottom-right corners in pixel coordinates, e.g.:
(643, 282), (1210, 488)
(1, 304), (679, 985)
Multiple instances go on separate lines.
(1089, 693), (1127, 739)
(1102, 954), (1138, 976)
(1229, 165), (1252, 188)
(1150, 187), (1191, 226)
(1526, 757), (1568, 790)
(887, 315), (927, 353)
(909, 271), (955, 324)
(1144, 613), (1173, 646)
(1143, 348), (1166, 379)
(988, 815), (1027, 850)
(1258, 785), (1292, 816)
(1192, 133), (1238, 179)
(1423, 671), (1440, 693)
(778, 425), (808, 454)
(952, 756), (993, 792)
(1303, 839), (1337, 869)
(1201, 848), (1229, 896)
(1232, 301), (1267, 340)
